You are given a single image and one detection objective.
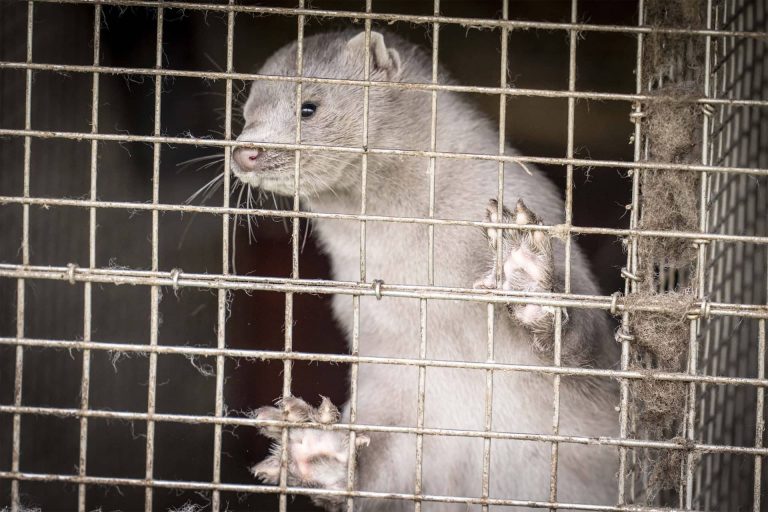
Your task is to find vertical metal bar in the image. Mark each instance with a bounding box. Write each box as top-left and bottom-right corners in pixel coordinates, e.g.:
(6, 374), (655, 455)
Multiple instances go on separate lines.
(702, 6), (725, 503)
(279, 5), (305, 510)
(427, 1), (439, 288)
(414, 298), (426, 512)
(77, 5), (101, 511)
(618, 0), (645, 504)
(11, 3), (34, 512)
(416, 1), (440, 508)
(754, 317), (766, 512)
(483, 2), (509, 509)
(685, 1), (715, 506)
(145, 7), (164, 511)
(718, 21), (737, 501)
(346, 295), (361, 512)
(753, 152), (768, 508)
(548, 2), (578, 507)
(358, 5), (371, 286)
(548, 309), (564, 510)
(211, 3), (235, 511)
(731, 10), (751, 480)
(684, 306), (701, 506)
(563, 0), (577, 289)
(479, 299), (495, 512)
(347, 4), (373, 510)
(707, 17), (728, 499)
(495, 0), (509, 239)
(696, 6), (721, 494)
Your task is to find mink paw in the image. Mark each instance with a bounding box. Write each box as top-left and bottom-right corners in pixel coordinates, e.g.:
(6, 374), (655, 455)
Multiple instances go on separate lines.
(474, 198), (558, 351)
(251, 396), (369, 509)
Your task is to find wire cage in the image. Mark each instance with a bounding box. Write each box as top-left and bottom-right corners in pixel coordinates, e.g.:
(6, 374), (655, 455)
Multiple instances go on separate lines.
(690, 0), (767, 509)
(0, 0), (766, 511)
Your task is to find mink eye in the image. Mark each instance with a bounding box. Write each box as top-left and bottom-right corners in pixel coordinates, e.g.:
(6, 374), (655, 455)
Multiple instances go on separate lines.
(300, 102), (317, 119)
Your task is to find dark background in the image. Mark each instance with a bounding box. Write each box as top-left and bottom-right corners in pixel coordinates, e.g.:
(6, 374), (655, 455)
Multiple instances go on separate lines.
(0, 1), (639, 510)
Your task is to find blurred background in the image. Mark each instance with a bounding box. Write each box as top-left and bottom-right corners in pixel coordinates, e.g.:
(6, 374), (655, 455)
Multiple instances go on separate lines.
(0, 1), (639, 510)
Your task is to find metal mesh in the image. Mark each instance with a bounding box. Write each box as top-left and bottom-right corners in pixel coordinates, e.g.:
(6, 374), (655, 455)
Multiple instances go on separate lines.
(692, 0), (768, 510)
(0, 1), (766, 511)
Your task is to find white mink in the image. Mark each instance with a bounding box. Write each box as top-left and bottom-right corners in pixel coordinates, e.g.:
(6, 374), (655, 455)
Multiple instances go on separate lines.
(231, 29), (620, 511)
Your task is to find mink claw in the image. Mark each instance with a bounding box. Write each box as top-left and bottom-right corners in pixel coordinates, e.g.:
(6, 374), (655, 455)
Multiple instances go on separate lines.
(251, 395), (367, 506)
(477, 197), (558, 348)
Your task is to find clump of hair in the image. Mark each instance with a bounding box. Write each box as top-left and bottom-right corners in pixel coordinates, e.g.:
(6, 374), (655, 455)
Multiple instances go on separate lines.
(625, 291), (695, 368)
(625, 0), (708, 504)
(625, 291), (695, 436)
(639, 82), (702, 268)
(624, 290), (696, 499)
(643, 438), (698, 500)
(632, 377), (688, 438)
(638, 170), (699, 267)
(643, 0), (705, 85)
(645, 82), (702, 163)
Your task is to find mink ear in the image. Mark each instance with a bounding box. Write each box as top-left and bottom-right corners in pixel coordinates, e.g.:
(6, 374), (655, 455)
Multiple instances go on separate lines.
(346, 31), (402, 78)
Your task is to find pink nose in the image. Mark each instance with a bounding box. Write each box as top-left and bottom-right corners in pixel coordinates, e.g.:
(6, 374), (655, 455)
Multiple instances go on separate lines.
(233, 147), (262, 172)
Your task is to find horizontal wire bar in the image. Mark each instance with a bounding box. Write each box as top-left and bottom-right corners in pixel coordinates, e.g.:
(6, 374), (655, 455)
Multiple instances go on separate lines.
(1, 403), (766, 456)
(0, 263), (766, 319)
(27, 0), (768, 40)
(1, 60), (767, 108)
(1, 128), (767, 177)
(0, 470), (744, 512)
(2, 335), (767, 388)
(1, 195), (767, 246)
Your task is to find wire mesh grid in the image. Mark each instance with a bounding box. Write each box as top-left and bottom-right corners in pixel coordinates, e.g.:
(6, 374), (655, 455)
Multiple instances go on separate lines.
(691, 0), (768, 509)
(0, 0), (766, 511)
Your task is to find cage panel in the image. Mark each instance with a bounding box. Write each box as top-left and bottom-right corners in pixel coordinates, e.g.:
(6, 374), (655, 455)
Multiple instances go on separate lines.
(0, 0), (765, 511)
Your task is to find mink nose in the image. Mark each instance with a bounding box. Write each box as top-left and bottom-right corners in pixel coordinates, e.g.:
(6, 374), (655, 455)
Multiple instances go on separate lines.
(233, 147), (262, 172)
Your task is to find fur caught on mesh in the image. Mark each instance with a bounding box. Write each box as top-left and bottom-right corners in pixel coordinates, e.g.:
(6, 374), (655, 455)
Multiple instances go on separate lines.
(642, 438), (699, 500)
(645, 83), (702, 164)
(638, 3), (704, 269)
(639, 83), (702, 268)
(625, 290), (695, 369)
(643, 0), (705, 85)
(625, 291), (695, 433)
(624, 0), (706, 504)
(631, 377), (687, 438)
(638, 169), (699, 268)
(624, 290), (696, 499)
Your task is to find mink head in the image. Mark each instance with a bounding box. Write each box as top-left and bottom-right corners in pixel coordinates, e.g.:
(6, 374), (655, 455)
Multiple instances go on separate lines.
(232, 29), (432, 198)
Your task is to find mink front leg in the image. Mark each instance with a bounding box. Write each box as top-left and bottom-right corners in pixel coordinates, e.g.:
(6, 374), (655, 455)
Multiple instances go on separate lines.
(475, 198), (597, 366)
(251, 396), (369, 511)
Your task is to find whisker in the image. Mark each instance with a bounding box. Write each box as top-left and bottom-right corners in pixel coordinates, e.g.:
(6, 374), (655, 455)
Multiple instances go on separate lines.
(301, 217), (310, 253)
(198, 159), (227, 172)
(231, 181), (248, 274)
(246, 185), (258, 244)
(185, 172), (224, 205)
(177, 154), (224, 166)
(176, 153), (225, 173)
(203, 52), (225, 73)
(304, 170), (341, 200)
(202, 180), (225, 205)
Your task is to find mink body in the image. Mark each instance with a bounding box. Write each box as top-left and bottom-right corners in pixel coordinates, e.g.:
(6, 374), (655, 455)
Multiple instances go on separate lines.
(231, 30), (619, 511)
